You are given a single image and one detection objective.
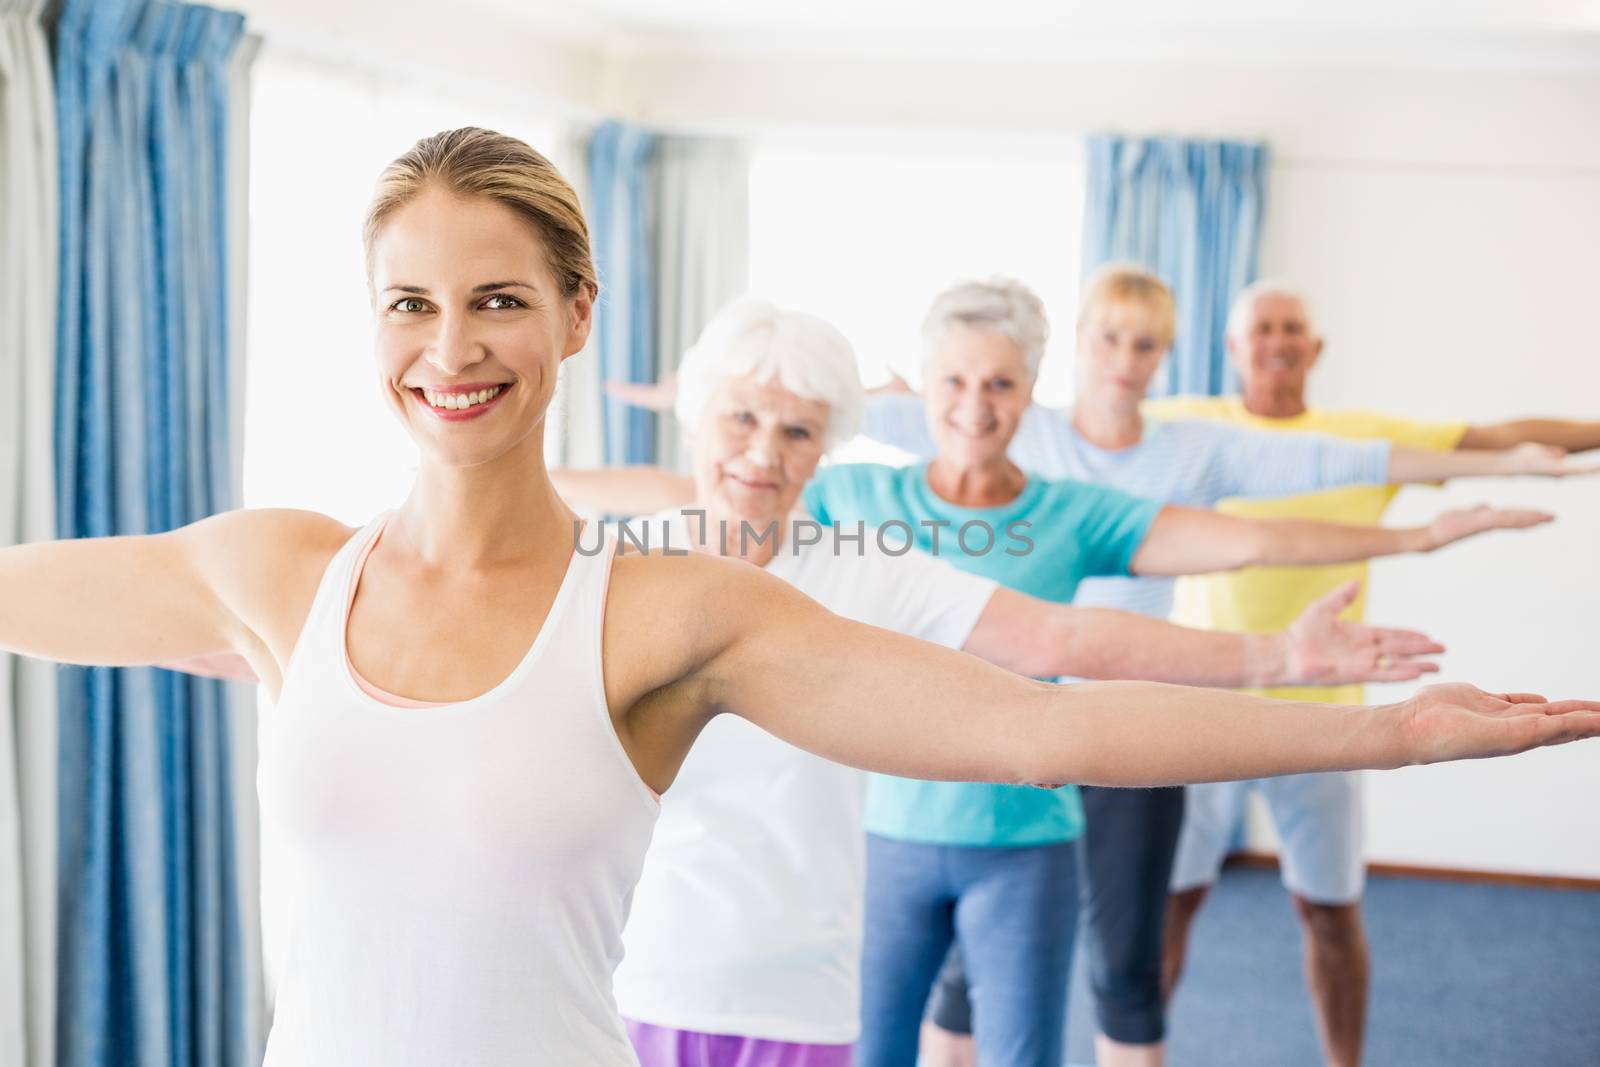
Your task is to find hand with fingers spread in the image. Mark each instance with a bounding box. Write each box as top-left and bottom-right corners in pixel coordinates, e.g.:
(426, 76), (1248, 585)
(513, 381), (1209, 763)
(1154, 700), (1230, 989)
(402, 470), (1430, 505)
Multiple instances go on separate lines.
(1394, 685), (1600, 766)
(1283, 580), (1443, 686)
(1423, 504), (1554, 551)
(603, 374), (678, 412)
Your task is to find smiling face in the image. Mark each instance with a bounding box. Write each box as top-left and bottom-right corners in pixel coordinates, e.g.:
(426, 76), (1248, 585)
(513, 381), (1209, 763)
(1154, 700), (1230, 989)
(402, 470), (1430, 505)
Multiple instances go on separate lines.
(924, 325), (1034, 469)
(1076, 297), (1171, 411)
(368, 186), (593, 470)
(690, 374), (830, 528)
(1228, 290), (1323, 400)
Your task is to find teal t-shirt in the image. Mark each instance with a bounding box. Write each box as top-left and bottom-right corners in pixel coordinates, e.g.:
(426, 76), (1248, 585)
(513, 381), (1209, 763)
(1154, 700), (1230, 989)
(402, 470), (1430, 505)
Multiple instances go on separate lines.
(803, 462), (1163, 847)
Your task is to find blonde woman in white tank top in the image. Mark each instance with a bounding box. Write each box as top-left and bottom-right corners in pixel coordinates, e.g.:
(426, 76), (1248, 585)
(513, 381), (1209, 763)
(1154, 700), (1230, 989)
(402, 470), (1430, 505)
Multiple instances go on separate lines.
(2, 128), (1596, 1066)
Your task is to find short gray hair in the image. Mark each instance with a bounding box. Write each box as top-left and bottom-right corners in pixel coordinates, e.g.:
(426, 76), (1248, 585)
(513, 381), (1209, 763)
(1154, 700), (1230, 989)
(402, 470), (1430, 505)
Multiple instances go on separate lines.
(920, 277), (1051, 376)
(1227, 279), (1317, 341)
(674, 297), (865, 451)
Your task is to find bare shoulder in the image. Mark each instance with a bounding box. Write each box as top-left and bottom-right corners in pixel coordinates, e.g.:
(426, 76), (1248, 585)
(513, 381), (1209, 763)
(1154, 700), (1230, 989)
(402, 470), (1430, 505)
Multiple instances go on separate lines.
(598, 547), (833, 788)
(182, 507), (355, 582)
(601, 548), (822, 706)
(607, 546), (812, 624)
(181, 509), (358, 664)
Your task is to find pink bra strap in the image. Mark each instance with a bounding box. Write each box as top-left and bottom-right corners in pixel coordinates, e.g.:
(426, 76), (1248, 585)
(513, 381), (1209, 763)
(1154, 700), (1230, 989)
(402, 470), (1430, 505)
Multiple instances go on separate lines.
(345, 518), (449, 709)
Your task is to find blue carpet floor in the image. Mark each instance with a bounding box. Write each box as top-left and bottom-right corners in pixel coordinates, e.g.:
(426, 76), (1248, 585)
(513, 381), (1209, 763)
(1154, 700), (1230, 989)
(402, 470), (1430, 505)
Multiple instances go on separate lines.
(1062, 866), (1600, 1066)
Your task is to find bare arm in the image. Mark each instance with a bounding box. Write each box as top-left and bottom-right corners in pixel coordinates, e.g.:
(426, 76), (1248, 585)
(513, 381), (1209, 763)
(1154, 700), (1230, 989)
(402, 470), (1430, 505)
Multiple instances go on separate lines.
(0, 509), (349, 694)
(551, 467), (695, 516)
(683, 564), (1600, 788)
(1458, 419), (1600, 454)
(1129, 503), (1553, 577)
(964, 581), (1442, 688)
(1389, 443), (1600, 482)
(603, 376), (678, 412)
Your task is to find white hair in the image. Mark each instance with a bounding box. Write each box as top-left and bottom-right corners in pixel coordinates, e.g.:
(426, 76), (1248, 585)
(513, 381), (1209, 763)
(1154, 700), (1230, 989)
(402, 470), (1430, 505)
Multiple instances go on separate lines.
(920, 277), (1051, 377)
(1226, 279), (1318, 341)
(674, 296), (865, 451)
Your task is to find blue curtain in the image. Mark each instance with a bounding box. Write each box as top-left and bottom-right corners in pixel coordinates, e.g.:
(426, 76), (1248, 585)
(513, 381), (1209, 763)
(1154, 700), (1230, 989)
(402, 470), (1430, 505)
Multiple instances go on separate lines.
(587, 120), (659, 464)
(1082, 135), (1269, 398)
(52, 2), (248, 1064)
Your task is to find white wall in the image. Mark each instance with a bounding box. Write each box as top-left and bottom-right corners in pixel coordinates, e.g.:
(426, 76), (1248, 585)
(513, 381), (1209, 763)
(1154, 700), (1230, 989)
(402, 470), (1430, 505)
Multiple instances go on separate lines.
(230, 0), (604, 120)
(1260, 156), (1600, 880)
(608, 52), (1600, 878)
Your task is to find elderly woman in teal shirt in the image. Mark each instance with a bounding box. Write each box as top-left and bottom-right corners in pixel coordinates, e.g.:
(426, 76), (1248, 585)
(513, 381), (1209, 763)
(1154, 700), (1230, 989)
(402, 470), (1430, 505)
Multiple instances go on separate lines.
(802, 458), (1162, 1066)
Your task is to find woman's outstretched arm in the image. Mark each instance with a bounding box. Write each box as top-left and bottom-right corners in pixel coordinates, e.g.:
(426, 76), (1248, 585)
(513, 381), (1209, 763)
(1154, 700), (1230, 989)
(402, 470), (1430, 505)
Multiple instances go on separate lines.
(612, 553), (1600, 792)
(551, 467), (695, 515)
(1128, 503), (1553, 577)
(1388, 442), (1600, 481)
(966, 580), (1442, 688)
(0, 509), (349, 694)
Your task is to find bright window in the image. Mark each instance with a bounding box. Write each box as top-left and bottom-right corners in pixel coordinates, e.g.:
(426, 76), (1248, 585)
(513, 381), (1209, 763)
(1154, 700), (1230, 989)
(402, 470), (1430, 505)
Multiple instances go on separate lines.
(243, 48), (567, 522)
(747, 136), (1085, 464)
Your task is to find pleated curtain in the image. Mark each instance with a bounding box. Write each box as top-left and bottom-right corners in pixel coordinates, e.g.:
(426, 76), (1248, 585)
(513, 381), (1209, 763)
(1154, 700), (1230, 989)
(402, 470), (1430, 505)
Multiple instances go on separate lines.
(0, 3), (61, 1065)
(586, 121), (749, 467)
(1082, 135), (1270, 398)
(52, 2), (256, 1063)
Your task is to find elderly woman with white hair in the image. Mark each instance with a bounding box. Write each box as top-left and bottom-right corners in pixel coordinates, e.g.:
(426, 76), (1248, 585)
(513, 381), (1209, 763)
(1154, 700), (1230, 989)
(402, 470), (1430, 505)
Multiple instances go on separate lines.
(553, 294), (1547, 1067)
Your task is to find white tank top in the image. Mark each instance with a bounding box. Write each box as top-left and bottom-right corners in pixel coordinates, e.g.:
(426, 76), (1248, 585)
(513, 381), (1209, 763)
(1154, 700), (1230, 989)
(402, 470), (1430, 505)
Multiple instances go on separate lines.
(258, 516), (658, 1066)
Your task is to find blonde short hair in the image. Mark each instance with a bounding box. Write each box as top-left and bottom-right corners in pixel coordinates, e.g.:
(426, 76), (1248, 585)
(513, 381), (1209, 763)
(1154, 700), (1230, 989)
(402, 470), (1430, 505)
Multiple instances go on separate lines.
(363, 127), (597, 301)
(1077, 263), (1176, 345)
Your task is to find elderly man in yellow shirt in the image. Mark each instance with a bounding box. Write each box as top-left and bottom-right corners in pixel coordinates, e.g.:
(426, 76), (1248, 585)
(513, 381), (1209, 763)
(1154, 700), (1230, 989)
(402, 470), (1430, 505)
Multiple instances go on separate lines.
(1148, 281), (1600, 1067)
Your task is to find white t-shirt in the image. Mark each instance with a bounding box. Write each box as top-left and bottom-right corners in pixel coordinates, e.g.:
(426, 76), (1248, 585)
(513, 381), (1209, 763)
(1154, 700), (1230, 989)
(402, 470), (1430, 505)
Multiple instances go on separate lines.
(612, 509), (998, 1044)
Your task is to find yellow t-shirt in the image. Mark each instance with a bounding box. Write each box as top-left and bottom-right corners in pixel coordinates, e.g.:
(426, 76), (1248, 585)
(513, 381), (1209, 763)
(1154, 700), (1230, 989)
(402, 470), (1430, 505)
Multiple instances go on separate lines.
(1143, 395), (1468, 704)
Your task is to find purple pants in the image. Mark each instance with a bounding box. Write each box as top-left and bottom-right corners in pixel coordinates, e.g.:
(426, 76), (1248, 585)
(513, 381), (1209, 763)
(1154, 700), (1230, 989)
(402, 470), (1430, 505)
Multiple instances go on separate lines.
(626, 1019), (853, 1067)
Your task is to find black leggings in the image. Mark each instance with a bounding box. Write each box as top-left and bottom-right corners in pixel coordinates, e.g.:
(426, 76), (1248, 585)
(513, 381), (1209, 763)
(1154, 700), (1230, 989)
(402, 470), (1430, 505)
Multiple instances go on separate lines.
(927, 786), (1186, 1046)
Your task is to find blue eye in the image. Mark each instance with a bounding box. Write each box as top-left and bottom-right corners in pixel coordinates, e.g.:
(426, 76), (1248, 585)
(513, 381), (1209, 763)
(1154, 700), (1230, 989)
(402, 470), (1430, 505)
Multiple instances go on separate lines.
(785, 426), (814, 441)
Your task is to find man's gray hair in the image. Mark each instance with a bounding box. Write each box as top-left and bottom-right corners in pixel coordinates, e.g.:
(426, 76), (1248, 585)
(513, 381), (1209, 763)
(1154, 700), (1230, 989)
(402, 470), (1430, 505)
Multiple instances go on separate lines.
(1226, 279), (1318, 340)
(920, 277), (1051, 376)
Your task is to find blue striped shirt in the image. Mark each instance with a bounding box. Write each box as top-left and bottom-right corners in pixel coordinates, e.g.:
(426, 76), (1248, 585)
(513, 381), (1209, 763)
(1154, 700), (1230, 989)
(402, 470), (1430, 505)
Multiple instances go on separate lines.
(859, 395), (1392, 620)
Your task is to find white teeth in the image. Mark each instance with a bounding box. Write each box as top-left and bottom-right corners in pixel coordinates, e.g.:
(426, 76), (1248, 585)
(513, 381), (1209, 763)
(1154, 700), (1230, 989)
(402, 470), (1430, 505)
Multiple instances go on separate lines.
(420, 385), (503, 411)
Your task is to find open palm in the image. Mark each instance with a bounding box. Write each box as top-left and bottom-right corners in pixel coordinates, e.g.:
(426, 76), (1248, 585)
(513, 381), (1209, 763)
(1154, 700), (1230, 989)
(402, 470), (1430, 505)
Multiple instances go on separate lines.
(1397, 683), (1600, 765)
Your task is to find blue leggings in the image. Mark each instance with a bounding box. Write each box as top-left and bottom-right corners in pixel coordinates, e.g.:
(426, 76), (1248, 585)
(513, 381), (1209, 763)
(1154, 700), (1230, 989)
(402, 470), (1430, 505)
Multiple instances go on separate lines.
(857, 834), (1080, 1067)
(930, 786), (1186, 1046)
